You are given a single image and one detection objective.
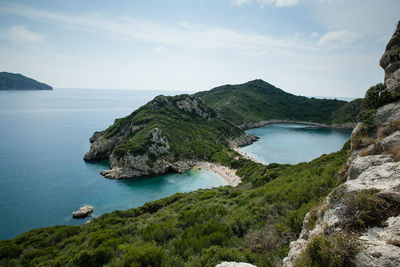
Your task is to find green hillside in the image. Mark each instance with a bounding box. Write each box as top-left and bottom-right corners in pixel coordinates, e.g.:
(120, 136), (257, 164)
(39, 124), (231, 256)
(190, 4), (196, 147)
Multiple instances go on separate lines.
(0, 143), (349, 266)
(195, 79), (358, 127)
(0, 72), (52, 90)
(84, 94), (245, 178)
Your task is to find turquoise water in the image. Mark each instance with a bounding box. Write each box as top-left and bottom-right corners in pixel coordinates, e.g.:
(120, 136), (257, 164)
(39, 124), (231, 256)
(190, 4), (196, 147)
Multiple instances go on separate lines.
(240, 123), (351, 165)
(0, 89), (225, 240)
(0, 89), (352, 240)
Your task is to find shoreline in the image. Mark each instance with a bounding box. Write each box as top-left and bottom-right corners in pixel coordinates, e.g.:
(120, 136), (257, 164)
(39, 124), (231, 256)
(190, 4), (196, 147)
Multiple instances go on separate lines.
(193, 161), (241, 187)
(233, 148), (264, 164)
(238, 119), (356, 131)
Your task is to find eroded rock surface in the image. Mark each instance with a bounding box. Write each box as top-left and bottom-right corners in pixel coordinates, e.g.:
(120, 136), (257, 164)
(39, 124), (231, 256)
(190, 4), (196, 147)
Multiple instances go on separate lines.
(380, 22), (400, 102)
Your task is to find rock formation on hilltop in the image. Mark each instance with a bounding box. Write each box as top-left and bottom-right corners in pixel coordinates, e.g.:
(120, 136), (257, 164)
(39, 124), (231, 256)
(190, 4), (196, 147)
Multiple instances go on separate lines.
(284, 21), (400, 267)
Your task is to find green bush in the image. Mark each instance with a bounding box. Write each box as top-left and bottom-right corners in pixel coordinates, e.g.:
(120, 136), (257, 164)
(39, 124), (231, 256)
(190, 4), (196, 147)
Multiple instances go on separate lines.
(343, 189), (400, 230)
(73, 247), (114, 267)
(294, 233), (359, 267)
(142, 220), (178, 243)
(0, 242), (22, 259)
(363, 83), (386, 109)
(121, 243), (165, 267)
(359, 109), (377, 134)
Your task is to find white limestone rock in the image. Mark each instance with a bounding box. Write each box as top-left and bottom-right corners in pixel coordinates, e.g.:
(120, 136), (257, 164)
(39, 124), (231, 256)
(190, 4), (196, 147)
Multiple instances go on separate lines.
(72, 205), (94, 218)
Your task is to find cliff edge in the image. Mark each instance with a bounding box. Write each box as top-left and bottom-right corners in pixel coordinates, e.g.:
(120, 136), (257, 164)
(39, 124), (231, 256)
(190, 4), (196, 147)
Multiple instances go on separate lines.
(283, 21), (400, 267)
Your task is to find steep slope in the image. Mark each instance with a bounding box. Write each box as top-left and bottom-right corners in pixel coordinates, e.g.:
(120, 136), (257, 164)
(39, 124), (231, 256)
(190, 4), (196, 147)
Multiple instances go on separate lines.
(0, 72), (52, 90)
(195, 79), (358, 128)
(284, 21), (400, 267)
(84, 94), (255, 179)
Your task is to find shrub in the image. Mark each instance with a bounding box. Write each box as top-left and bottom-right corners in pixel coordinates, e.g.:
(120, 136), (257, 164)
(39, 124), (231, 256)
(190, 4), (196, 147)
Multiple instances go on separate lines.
(294, 233), (359, 267)
(142, 220), (178, 243)
(0, 242), (22, 259)
(359, 109), (377, 134)
(121, 243), (165, 267)
(363, 83), (386, 109)
(342, 189), (400, 230)
(73, 247), (114, 267)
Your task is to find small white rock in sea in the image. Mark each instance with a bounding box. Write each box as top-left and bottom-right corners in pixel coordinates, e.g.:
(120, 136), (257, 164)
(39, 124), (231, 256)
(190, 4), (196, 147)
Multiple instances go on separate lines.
(72, 205), (94, 218)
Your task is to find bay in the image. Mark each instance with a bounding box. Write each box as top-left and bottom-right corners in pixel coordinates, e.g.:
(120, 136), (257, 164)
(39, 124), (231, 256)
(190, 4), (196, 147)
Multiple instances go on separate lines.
(0, 89), (225, 240)
(240, 123), (351, 165)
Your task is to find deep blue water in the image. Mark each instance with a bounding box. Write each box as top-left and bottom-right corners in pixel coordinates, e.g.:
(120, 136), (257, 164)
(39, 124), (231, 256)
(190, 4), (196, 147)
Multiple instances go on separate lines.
(0, 89), (225, 240)
(240, 123), (351, 165)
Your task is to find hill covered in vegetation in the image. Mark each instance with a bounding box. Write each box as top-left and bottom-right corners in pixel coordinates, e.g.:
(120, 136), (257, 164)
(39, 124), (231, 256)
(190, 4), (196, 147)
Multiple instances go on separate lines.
(0, 72), (52, 90)
(195, 79), (361, 128)
(84, 94), (255, 179)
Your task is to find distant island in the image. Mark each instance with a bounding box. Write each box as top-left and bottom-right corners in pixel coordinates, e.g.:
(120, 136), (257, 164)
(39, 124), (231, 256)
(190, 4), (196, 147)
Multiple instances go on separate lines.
(0, 72), (52, 90)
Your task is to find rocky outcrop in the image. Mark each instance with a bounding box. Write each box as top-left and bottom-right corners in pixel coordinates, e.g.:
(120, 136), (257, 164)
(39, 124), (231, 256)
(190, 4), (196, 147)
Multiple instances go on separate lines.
(72, 205), (94, 218)
(283, 21), (400, 267)
(215, 262), (257, 267)
(374, 100), (400, 125)
(176, 96), (215, 119)
(380, 21), (400, 103)
(228, 133), (259, 148)
(101, 128), (172, 179)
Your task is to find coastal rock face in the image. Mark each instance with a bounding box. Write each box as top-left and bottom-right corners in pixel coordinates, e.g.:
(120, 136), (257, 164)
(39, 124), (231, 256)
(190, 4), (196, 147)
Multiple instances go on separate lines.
(215, 262), (257, 267)
(228, 133), (259, 148)
(284, 21), (400, 267)
(72, 205), (94, 218)
(380, 21), (400, 102)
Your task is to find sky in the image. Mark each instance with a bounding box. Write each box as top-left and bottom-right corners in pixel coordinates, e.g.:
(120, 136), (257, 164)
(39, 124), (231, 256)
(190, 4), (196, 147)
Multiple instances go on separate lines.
(0, 0), (399, 97)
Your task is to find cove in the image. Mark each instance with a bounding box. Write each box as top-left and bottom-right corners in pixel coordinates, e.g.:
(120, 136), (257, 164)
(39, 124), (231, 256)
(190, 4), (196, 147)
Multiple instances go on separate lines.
(0, 89), (226, 240)
(239, 123), (352, 165)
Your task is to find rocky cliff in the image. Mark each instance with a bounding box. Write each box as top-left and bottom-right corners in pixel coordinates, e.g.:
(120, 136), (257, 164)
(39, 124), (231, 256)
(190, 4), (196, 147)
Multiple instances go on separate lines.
(283, 21), (400, 267)
(85, 94), (255, 179)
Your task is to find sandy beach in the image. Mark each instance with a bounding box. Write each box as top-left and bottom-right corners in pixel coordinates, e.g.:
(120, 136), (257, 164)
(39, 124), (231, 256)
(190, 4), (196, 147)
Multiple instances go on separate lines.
(193, 161), (242, 187)
(233, 148), (263, 164)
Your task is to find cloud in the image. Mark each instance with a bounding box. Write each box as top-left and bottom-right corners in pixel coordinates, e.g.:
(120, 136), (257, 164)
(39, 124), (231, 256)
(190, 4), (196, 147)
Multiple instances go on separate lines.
(153, 46), (167, 54)
(231, 0), (251, 6)
(0, 4), (317, 53)
(232, 0), (300, 7)
(6, 25), (46, 43)
(317, 30), (361, 48)
(257, 0), (300, 7)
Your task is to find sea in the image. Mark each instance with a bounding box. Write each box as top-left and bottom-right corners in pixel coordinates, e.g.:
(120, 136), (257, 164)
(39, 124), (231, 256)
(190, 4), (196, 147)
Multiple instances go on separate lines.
(0, 88), (351, 240)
